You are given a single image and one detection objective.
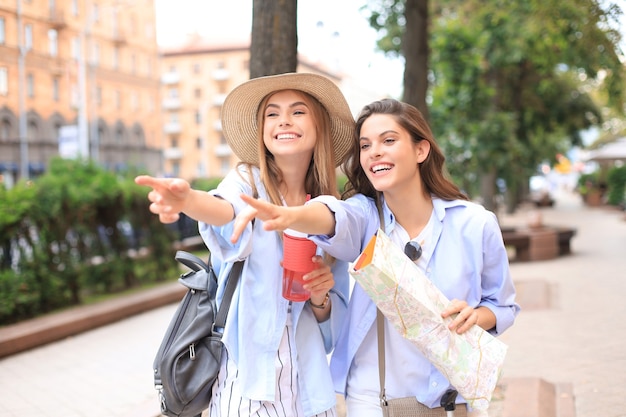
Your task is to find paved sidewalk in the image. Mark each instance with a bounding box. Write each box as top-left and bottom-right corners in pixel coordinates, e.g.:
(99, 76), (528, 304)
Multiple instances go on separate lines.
(0, 189), (624, 417)
(495, 190), (626, 417)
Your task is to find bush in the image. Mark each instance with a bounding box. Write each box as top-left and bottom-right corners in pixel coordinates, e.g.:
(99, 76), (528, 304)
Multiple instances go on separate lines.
(0, 158), (179, 325)
(606, 165), (626, 207)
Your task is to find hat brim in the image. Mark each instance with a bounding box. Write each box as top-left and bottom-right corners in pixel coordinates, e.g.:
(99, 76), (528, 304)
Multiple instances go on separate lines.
(221, 73), (354, 166)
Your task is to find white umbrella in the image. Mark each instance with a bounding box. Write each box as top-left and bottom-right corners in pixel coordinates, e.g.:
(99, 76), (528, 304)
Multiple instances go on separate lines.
(586, 138), (626, 163)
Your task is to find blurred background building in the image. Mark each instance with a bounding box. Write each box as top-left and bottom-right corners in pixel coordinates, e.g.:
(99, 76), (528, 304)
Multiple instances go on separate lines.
(0, 0), (351, 186)
(159, 35), (343, 179)
(0, 0), (162, 187)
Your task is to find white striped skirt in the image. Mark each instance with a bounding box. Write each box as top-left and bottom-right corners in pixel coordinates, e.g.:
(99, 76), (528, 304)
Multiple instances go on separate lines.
(208, 312), (337, 417)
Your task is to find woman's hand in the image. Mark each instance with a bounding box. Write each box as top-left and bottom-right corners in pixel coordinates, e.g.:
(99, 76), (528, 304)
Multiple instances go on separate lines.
(231, 194), (296, 243)
(442, 300), (497, 334)
(239, 194), (295, 231)
(441, 299), (480, 334)
(135, 175), (191, 224)
(303, 256), (334, 300)
(303, 256), (334, 322)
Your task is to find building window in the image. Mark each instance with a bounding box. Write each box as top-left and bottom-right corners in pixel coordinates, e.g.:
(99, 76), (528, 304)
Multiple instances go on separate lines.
(0, 17), (6, 45)
(195, 110), (201, 124)
(112, 48), (118, 69)
(196, 137), (202, 149)
(171, 137), (178, 148)
(96, 86), (102, 106)
(25, 24), (33, 51)
(148, 93), (155, 113)
(26, 73), (34, 97)
(71, 0), (78, 16)
(71, 37), (80, 60)
(52, 77), (59, 101)
(91, 42), (100, 66)
(48, 29), (58, 56)
(0, 67), (8, 96)
(220, 158), (230, 176)
(168, 87), (178, 99)
(92, 3), (99, 24)
(115, 127), (123, 143)
(1, 119), (10, 141)
(131, 91), (138, 111)
(27, 121), (38, 141)
(193, 63), (201, 74)
(194, 88), (202, 98)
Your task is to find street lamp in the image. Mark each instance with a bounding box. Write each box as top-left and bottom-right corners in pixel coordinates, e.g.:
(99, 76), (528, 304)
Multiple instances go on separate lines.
(17, 0), (29, 180)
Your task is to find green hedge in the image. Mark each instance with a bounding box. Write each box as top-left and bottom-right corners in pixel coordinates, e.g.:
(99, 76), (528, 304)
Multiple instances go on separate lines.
(0, 158), (180, 325)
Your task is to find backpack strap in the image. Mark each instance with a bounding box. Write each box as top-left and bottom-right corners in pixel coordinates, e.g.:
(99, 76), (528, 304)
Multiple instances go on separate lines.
(212, 258), (243, 331)
(209, 181), (257, 333)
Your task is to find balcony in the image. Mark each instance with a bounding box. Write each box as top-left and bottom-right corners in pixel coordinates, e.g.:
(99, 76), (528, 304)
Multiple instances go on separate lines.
(49, 9), (67, 29)
(162, 97), (182, 110)
(50, 58), (66, 76)
(112, 30), (127, 45)
(213, 93), (227, 107)
(214, 144), (232, 157)
(212, 68), (230, 81)
(163, 147), (183, 160)
(161, 72), (180, 85)
(164, 122), (181, 134)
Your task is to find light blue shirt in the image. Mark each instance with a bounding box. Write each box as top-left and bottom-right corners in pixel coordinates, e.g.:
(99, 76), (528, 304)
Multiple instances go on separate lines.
(198, 166), (350, 415)
(306, 193), (520, 408)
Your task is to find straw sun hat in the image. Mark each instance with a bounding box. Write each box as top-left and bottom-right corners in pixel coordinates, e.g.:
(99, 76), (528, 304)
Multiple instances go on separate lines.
(221, 72), (355, 166)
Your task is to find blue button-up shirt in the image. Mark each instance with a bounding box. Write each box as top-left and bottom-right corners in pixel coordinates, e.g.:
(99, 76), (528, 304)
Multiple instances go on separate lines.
(199, 166), (350, 415)
(306, 193), (520, 408)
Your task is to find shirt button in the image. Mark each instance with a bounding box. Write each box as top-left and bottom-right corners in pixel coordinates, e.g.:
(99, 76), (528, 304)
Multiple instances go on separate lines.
(432, 382), (438, 387)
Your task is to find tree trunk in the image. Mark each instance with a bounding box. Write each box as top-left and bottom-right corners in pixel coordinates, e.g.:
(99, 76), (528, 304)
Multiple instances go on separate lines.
(250, 0), (298, 79)
(401, 0), (429, 120)
(479, 169), (497, 212)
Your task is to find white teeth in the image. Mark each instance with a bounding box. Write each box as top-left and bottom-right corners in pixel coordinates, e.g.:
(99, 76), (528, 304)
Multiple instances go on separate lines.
(277, 134), (297, 140)
(372, 164), (392, 173)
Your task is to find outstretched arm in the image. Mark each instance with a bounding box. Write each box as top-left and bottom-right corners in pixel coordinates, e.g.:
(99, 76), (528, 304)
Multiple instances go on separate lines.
(231, 194), (336, 243)
(135, 175), (234, 226)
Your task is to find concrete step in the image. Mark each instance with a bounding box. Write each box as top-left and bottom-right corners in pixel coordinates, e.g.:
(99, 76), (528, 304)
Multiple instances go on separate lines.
(500, 377), (575, 417)
(0, 281), (185, 358)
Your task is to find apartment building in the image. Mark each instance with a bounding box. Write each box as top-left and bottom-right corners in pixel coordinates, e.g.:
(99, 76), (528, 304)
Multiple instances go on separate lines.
(0, 0), (163, 187)
(160, 35), (345, 180)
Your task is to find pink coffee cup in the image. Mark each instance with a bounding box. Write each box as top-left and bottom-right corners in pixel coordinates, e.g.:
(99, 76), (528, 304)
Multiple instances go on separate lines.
(282, 230), (317, 301)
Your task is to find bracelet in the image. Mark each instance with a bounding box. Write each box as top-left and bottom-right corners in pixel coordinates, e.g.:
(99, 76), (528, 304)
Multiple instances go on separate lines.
(309, 293), (330, 309)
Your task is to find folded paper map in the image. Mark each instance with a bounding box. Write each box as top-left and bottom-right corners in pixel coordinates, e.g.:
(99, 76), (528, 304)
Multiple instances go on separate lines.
(350, 229), (507, 411)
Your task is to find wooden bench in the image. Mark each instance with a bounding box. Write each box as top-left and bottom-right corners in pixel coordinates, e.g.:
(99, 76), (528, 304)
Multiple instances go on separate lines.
(501, 226), (576, 262)
(553, 227), (577, 255)
(502, 230), (531, 262)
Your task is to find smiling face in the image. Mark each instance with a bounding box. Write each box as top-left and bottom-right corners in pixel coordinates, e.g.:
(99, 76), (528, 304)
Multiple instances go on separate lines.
(261, 90), (317, 165)
(358, 113), (430, 195)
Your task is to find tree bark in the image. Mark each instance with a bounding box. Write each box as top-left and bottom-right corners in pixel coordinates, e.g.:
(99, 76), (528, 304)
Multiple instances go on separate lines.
(401, 0), (429, 120)
(250, 0), (298, 79)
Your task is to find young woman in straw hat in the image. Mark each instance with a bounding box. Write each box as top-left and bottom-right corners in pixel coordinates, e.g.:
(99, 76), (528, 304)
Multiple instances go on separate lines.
(135, 73), (355, 417)
(234, 98), (520, 416)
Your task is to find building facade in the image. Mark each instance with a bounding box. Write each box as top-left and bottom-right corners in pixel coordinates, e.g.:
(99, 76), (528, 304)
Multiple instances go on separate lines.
(0, 0), (163, 187)
(160, 35), (345, 180)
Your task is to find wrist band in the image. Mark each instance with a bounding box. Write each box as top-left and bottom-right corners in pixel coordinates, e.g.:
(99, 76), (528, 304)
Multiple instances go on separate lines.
(309, 293), (330, 309)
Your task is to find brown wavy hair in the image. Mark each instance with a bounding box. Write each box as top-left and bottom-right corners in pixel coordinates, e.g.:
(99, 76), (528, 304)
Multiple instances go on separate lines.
(342, 98), (468, 202)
